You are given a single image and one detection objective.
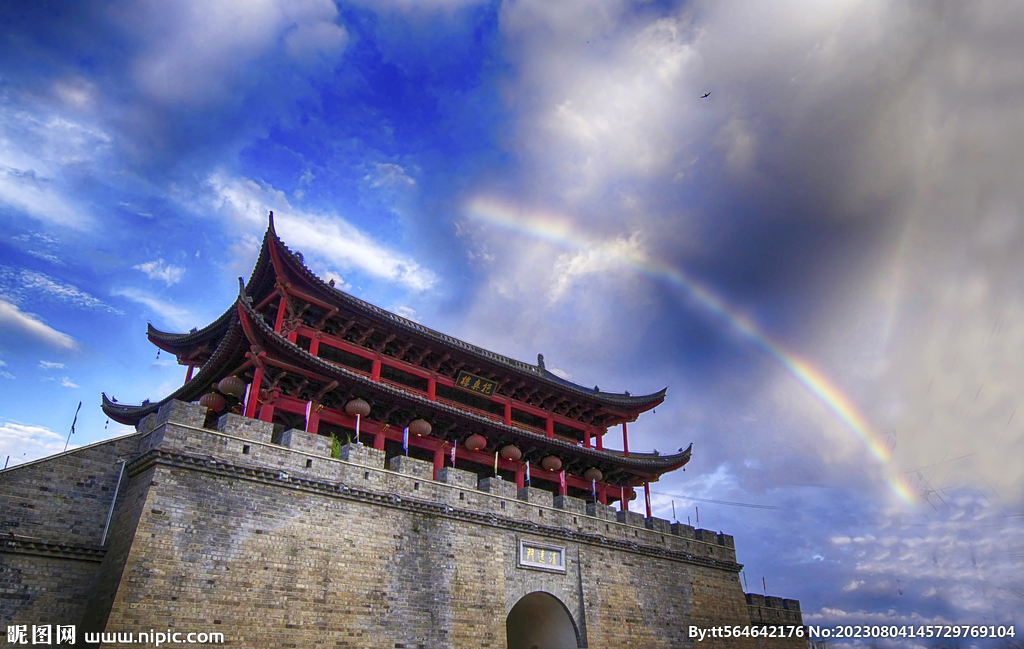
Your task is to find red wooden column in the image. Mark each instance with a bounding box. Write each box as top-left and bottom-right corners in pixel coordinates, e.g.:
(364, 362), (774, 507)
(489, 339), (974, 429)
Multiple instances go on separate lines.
(274, 296), (287, 332)
(515, 464), (525, 489)
(373, 426), (386, 450)
(244, 367), (265, 418)
(622, 421), (629, 457)
(433, 447), (444, 480)
(258, 401), (275, 423)
(184, 365), (194, 384)
(371, 358), (382, 382)
(621, 486), (629, 512)
(596, 428), (604, 451)
(427, 377), (437, 401)
(583, 428), (591, 449)
(504, 402), (512, 426)
(644, 481), (652, 518)
(545, 418), (554, 439)
(598, 484), (608, 506)
(309, 334), (321, 357)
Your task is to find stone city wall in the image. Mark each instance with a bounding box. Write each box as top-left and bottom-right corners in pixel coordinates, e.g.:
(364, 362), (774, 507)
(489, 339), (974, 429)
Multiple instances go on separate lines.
(0, 434), (139, 628)
(4, 400), (804, 648)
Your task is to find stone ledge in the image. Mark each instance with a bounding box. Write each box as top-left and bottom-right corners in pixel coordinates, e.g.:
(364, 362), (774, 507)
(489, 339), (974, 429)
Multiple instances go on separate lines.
(0, 539), (107, 563)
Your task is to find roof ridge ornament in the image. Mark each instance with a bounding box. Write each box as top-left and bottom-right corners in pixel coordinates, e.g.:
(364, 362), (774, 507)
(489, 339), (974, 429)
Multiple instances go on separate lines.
(537, 353), (544, 371)
(236, 277), (252, 304)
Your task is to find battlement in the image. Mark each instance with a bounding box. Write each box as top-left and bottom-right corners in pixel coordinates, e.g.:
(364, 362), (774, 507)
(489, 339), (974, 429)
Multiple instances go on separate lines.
(745, 593), (803, 626)
(137, 400), (741, 567)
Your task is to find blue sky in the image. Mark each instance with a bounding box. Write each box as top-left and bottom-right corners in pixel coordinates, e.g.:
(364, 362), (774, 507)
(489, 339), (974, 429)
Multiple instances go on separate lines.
(1, 0), (1022, 641)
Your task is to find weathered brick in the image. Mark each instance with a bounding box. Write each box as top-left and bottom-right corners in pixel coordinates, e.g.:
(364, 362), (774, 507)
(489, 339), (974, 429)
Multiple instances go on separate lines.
(336, 442), (384, 468)
(645, 516), (672, 533)
(586, 502), (617, 521)
(436, 466), (477, 490)
(616, 509), (645, 528)
(216, 412), (273, 443)
(2, 415), (804, 649)
(517, 486), (554, 505)
(477, 476), (517, 498)
(553, 494), (586, 514)
(278, 428), (331, 457)
(388, 455), (433, 478)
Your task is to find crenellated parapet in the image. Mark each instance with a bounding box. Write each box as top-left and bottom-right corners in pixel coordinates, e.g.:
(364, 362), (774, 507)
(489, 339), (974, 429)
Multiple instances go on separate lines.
(746, 593), (803, 626)
(136, 400), (741, 568)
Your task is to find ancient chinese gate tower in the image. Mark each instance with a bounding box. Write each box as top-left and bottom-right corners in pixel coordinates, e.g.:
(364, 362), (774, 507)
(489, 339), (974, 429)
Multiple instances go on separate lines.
(105, 213), (690, 509)
(1, 214), (804, 648)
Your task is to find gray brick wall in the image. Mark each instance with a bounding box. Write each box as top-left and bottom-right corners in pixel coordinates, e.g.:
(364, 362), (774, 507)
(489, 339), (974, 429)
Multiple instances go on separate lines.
(2, 401), (802, 649)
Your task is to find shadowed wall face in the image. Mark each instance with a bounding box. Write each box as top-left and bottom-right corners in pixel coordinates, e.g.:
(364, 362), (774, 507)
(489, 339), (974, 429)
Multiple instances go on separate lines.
(506, 591), (579, 649)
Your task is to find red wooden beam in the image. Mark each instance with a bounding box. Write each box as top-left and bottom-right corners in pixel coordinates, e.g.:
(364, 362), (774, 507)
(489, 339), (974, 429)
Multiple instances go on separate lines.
(295, 324), (597, 440)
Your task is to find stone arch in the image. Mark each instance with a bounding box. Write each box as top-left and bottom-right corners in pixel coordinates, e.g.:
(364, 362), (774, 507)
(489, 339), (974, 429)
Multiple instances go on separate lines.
(506, 591), (581, 649)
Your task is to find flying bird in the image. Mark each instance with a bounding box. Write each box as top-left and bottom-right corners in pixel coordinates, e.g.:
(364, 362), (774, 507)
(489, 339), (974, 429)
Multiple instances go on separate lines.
(701, 92), (711, 98)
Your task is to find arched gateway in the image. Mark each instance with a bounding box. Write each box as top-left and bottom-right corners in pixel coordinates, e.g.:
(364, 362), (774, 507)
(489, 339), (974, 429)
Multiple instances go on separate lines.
(506, 591), (580, 649)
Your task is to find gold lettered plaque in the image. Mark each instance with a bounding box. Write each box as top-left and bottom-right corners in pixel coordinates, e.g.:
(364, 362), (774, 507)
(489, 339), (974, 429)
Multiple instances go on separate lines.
(454, 370), (497, 397)
(517, 539), (566, 573)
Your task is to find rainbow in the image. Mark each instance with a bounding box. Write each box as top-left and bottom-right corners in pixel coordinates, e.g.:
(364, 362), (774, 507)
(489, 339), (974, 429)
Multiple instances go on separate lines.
(465, 196), (917, 505)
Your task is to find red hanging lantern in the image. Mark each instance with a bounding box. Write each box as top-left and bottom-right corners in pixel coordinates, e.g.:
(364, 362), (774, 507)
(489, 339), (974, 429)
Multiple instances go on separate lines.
(464, 434), (487, 451)
(344, 398), (371, 418)
(199, 392), (225, 412)
(408, 419), (432, 437)
(541, 455), (562, 472)
(217, 376), (247, 399)
(499, 445), (522, 462)
(583, 467), (603, 482)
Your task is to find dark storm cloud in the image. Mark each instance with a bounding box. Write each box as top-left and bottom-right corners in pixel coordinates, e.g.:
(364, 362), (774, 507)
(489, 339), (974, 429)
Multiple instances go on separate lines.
(443, 0), (1024, 633)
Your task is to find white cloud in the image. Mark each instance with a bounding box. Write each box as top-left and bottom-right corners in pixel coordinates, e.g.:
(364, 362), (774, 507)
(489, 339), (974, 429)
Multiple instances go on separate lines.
(548, 231), (645, 301)
(206, 172), (436, 291)
(0, 267), (123, 314)
(0, 165), (88, 229)
(133, 259), (186, 286)
(548, 367), (571, 380)
(124, 0), (348, 106)
(52, 77), (97, 109)
(392, 306), (419, 322)
(0, 299), (77, 350)
(111, 288), (196, 330)
(0, 108), (110, 229)
(367, 163), (416, 188)
(60, 377), (79, 388)
(0, 421), (72, 467)
(38, 360), (64, 369)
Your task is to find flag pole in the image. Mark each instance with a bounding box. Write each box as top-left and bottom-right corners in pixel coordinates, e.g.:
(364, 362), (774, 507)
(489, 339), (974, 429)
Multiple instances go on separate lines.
(64, 401), (82, 453)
